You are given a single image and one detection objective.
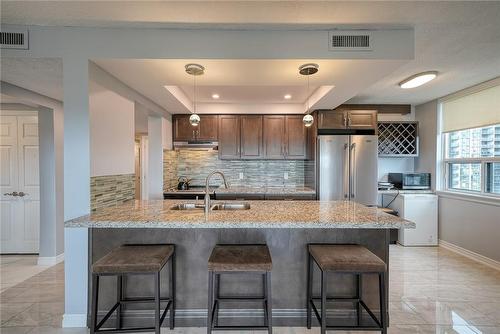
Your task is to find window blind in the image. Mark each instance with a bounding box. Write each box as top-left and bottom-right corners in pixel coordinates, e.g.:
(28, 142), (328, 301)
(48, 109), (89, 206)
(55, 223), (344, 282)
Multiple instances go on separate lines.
(441, 82), (500, 133)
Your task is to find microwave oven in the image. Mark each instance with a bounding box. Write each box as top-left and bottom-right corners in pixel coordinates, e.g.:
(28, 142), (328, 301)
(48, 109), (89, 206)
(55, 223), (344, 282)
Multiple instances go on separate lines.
(388, 173), (431, 190)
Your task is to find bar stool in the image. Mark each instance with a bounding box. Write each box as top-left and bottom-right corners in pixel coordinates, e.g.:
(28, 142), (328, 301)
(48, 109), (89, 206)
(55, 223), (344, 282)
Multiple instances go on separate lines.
(306, 244), (387, 334)
(90, 244), (176, 334)
(207, 244), (272, 334)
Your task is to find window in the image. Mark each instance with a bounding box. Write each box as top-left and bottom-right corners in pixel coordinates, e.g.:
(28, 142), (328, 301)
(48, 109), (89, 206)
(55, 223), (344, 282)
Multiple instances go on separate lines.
(444, 124), (500, 196)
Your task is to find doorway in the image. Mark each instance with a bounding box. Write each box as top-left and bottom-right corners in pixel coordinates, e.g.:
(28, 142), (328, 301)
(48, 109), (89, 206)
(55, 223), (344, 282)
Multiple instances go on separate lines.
(0, 112), (40, 254)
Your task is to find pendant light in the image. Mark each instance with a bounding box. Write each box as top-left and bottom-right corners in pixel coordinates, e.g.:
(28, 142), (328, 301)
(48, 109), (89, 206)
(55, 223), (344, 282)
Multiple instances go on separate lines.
(299, 63), (319, 127)
(185, 63), (205, 126)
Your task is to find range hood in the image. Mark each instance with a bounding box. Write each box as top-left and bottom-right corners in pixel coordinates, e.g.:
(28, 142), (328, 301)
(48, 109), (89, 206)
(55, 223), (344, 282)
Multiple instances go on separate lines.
(173, 141), (219, 150)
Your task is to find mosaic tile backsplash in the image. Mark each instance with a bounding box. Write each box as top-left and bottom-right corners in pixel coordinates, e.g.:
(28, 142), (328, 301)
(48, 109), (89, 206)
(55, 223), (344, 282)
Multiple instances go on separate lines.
(90, 173), (135, 211)
(163, 149), (314, 189)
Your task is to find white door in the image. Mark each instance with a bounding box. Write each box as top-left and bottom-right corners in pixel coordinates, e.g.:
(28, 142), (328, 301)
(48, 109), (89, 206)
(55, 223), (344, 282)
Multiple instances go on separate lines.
(0, 115), (40, 253)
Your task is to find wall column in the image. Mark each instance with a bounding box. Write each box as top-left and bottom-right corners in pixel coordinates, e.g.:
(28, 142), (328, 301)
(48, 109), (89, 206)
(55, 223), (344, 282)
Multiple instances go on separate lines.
(63, 57), (90, 327)
(147, 115), (164, 199)
(38, 106), (64, 264)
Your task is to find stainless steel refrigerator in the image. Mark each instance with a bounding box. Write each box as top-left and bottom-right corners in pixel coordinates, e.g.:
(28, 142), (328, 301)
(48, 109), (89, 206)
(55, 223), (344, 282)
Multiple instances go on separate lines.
(317, 135), (378, 206)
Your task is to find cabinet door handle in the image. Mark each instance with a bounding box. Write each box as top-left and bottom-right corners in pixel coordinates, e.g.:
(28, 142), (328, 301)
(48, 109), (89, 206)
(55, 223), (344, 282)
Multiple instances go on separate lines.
(343, 115), (347, 128)
(348, 117), (352, 127)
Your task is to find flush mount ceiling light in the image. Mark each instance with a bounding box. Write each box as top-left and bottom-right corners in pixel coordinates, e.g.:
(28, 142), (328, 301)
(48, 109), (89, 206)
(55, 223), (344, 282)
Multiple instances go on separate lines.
(185, 63), (205, 126)
(399, 71), (438, 89)
(211, 93), (220, 99)
(284, 94), (292, 100)
(299, 63), (319, 127)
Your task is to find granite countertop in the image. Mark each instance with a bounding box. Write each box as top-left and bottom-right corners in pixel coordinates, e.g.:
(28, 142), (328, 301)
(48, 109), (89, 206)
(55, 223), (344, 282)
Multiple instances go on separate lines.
(65, 200), (415, 229)
(164, 186), (316, 195)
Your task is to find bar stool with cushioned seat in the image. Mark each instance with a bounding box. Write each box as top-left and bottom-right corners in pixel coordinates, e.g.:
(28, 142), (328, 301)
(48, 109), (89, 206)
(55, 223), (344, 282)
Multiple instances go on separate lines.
(90, 244), (176, 334)
(306, 244), (387, 334)
(207, 244), (272, 334)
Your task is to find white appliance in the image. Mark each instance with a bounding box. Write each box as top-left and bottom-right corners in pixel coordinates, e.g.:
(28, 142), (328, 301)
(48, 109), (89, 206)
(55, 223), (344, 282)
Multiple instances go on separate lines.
(383, 193), (438, 246)
(318, 135), (378, 206)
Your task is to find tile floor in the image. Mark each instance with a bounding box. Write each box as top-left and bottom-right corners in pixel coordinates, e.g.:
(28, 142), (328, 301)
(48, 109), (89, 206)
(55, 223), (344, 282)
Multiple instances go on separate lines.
(0, 246), (499, 334)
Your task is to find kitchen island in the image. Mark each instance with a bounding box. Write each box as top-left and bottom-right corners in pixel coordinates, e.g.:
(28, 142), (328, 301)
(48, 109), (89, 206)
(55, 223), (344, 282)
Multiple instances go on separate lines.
(64, 200), (414, 328)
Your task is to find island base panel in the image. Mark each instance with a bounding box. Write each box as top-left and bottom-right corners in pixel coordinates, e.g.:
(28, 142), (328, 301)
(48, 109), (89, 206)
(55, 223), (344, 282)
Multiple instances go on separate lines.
(89, 228), (389, 327)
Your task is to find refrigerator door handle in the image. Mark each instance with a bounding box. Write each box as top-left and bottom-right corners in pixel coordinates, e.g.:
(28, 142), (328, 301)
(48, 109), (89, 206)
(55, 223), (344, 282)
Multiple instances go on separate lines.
(350, 143), (357, 199)
(344, 143), (349, 199)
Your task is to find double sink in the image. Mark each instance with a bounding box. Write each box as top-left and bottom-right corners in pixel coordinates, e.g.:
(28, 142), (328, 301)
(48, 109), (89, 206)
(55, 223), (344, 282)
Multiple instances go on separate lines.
(170, 202), (251, 211)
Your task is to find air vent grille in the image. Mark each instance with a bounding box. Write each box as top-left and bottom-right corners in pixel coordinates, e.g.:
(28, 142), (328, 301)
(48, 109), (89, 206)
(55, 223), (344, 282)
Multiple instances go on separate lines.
(1, 26), (29, 49)
(329, 31), (372, 51)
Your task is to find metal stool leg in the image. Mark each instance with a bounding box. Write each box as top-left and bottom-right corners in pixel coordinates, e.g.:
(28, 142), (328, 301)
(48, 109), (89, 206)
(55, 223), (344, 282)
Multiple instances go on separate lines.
(170, 252), (176, 329)
(266, 271), (272, 334)
(320, 270), (327, 334)
(207, 271), (214, 334)
(357, 274), (363, 326)
(306, 252), (312, 329)
(90, 274), (99, 334)
(379, 272), (387, 334)
(154, 272), (160, 334)
(116, 275), (122, 330)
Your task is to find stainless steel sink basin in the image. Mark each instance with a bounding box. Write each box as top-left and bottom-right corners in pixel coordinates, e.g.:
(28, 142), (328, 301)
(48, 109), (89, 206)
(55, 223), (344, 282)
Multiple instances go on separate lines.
(170, 203), (205, 210)
(211, 202), (251, 211)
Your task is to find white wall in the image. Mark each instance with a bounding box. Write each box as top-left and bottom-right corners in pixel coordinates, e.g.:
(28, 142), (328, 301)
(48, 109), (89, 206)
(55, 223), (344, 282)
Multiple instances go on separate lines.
(162, 116), (173, 150)
(415, 98), (500, 264)
(415, 100), (438, 189)
(89, 83), (135, 177)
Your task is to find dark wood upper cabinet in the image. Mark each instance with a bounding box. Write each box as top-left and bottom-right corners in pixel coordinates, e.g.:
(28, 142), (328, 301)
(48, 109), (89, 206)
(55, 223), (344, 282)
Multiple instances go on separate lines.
(346, 110), (377, 129)
(173, 114), (218, 141)
(240, 115), (263, 159)
(173, 115), (195, 141)
(285, 115), (307, 159)
(198, 115), (218, 140)
(317, 109), (377, 130)
(263, 115), (286, 159)
(218, 115), (240, 159)
(318, 110), (346, 129)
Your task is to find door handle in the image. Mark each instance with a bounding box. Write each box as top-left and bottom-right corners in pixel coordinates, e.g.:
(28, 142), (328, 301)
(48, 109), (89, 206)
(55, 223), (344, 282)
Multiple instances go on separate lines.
(4, 192), (19, 197)
(348, 117), (352, 127)
(343, 115), (347, 128)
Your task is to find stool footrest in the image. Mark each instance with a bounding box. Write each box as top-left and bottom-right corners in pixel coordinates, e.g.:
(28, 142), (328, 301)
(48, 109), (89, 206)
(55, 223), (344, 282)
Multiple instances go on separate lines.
(216, 296), (266, 301)
(309, 298), (382, 329)
(94, 299), (173, 333)
(213, 326), (270, 331)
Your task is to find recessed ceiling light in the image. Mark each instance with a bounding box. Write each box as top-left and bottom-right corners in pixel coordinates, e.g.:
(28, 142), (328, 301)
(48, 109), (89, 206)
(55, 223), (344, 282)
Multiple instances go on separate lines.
(284, 94), (292, 100)
(212, 94), (220, 99)
(399, 71), (438, 89)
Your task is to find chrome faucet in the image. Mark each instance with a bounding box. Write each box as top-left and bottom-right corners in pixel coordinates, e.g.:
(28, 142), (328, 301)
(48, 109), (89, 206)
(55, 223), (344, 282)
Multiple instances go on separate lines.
(205, 171), (229, 215)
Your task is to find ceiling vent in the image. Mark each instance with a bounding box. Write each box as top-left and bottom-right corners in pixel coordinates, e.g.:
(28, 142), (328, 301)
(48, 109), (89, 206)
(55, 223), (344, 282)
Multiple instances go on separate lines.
(329, 31), (372, 51)
(1, 26), (29, 50)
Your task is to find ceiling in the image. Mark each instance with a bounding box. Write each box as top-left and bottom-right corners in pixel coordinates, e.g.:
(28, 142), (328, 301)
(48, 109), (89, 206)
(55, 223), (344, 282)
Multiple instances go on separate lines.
(0, 58), (63, 101)
(1, 1), (500, 106)
(94, 59), (407, 113)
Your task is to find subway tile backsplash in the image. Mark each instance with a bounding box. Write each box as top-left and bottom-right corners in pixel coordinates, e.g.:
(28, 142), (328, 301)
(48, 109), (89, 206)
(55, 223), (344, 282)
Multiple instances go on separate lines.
(164, 149), (314, 189)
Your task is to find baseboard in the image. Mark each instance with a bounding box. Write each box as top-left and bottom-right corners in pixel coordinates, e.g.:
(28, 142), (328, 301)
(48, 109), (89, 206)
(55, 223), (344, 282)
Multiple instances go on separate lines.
(439, 239), (500, 271)
(62, 313), (87, 328)
(37, 253), (64, 266)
